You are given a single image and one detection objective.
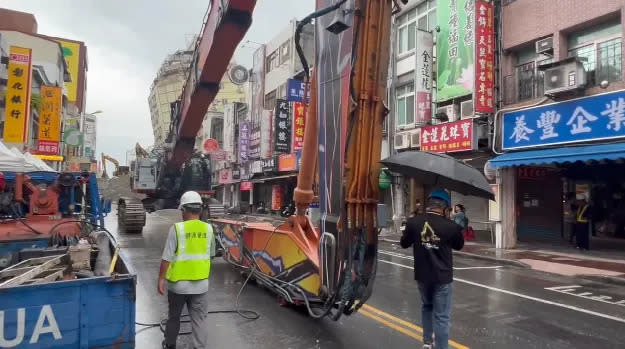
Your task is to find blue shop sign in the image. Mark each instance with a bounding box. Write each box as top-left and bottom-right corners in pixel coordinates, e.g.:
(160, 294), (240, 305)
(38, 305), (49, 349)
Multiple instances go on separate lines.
(287, 79), (310, 103)
(502, 90), (625, 150)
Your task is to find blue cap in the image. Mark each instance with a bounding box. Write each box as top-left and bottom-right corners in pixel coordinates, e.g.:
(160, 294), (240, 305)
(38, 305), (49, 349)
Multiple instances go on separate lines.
(429, 189), (451, 207)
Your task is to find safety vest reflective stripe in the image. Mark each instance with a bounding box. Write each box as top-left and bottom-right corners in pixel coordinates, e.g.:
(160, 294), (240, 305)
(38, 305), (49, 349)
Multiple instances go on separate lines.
(577, 205), (589, 223)
(166, 220), (213, 282)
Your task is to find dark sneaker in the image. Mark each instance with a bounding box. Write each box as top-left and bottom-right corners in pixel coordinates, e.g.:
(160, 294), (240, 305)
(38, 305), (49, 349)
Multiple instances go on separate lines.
(162, 340), (176, 349)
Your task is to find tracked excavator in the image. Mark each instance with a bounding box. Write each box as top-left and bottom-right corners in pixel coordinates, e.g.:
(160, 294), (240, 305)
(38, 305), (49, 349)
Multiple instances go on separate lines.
(123, 0), (399, 320)
(100, 153), (128, 178)
(117, 0), (256, 232)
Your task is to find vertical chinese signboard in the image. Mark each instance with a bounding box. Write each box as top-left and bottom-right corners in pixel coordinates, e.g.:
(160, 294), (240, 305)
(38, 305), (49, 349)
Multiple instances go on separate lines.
(437, 0), (474, 102)
(420, 119), (474, 153)
(55, 40), (81, 104)
(474, 0), (495, 113)
(292, 102), (306, 150)
(239, 121), (250, 162)
(3, 46), (33, 144)
(415, 29), (434, 126)
(271, 185), (283, 211)
(37, 86), (63, 155)
(274, 99), (291, 154)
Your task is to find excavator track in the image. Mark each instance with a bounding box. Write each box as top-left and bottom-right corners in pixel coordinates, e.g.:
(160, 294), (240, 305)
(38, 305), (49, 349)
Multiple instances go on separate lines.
(117, 197), (146, 233)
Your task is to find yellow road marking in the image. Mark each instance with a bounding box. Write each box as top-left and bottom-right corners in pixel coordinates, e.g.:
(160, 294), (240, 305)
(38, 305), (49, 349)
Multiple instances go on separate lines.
(360, 304), (470, 349)
(359, 309), (424, 341)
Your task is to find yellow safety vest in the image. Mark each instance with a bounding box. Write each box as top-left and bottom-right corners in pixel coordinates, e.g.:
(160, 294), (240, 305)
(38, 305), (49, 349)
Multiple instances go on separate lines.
(166, 220), (213, 282)
(576, 204), (589, 223)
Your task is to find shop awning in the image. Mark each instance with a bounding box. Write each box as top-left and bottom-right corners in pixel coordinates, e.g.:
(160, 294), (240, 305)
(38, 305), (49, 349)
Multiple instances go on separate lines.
(489, 143), (625, 168)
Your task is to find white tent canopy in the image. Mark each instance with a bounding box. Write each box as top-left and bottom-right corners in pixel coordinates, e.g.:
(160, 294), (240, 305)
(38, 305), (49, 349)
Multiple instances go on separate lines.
(0, 141), (57, 173)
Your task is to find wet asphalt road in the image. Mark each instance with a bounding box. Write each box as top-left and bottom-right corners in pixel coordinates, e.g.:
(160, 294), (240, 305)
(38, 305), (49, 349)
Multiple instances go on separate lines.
(108, 209), (625, 348)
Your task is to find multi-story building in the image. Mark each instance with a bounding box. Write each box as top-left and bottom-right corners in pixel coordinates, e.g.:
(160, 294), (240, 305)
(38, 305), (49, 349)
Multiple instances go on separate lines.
(389, 0), (493, 232)
(0, 9), (88, 170)
(241, 19), (314, 213)
(489, 0), (625, 250)
(148, 50), (193, 146)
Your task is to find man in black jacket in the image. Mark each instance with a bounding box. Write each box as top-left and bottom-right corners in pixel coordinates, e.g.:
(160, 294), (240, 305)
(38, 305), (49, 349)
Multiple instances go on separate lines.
(400, 189), (464, 349)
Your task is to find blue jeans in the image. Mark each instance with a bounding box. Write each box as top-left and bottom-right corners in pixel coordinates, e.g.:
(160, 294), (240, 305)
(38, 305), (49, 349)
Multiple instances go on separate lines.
(418, 282), (453, 349)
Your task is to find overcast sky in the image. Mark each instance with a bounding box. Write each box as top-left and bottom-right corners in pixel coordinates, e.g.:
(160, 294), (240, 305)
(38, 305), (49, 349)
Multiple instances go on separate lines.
(3, 0), (314, 165)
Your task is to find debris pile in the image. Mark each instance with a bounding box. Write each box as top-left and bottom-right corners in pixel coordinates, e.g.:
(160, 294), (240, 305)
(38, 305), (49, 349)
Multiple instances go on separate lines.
(98, 174), (145, 202)
(0, 231), (117, 287)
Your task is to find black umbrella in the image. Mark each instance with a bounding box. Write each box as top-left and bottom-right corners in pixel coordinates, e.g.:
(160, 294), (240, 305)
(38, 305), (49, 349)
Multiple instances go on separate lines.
(381, 151), (494, 200)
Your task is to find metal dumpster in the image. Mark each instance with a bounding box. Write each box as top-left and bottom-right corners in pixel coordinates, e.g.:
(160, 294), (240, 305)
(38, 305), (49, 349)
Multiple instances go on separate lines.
(0, 248), (136, 348)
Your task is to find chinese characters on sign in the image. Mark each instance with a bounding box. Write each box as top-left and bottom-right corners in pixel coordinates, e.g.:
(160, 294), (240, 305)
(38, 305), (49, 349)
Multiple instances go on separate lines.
(474, 0), (495, 113)
(3, 46), (32, 143)
(240, 181), (253, 191)
(421, 119), (474, 153)
(436, 0), (475, 102)
(292, 102), (306, 150)
(286, 79), (310, 103)
(274, 99), (291, 154)
(502, 90), (625, 150)
(271, 185), (283, 211)
(219, 169), (232, 185)
(36, 140), (59, 155)
(37, 86), (62, 155)
(249, 126), (261, 159)
(210, 150), (228, 161)
(239, 122), (250, 162)
(415, 30), (434, 125)
(278, 153), (297, 172)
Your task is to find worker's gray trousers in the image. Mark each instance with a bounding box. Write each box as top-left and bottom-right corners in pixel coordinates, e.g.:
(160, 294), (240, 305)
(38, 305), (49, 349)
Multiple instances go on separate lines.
(164, 291), (209, 349)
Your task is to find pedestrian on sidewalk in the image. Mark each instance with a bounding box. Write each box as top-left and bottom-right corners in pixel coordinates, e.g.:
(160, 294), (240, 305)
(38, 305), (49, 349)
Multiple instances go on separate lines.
(574, 193), (591, 251)
(158, 191), (216, 349)
(452, 204), (468, 229)
(564, 193), (576, 244)
(400, 189), (465, 349)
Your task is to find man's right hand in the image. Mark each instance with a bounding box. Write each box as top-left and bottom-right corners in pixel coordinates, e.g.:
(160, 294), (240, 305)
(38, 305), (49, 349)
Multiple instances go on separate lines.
(157, 278), (166, 295)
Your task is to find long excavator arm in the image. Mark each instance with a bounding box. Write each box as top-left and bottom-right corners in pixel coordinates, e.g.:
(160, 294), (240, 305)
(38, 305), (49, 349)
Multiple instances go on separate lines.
(164, 0), (257, 175)
(211, 0), (396, 321)
(101, 153), (120, 178)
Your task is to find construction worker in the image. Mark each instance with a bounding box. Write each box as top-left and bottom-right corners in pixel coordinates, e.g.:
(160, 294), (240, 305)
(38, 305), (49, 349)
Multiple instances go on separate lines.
(400, 189), (464, 349)
(158, 191), (215, 349)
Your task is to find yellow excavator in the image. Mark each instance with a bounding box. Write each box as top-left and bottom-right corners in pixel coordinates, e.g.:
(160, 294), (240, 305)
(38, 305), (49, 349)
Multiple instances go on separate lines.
(101, 153), (129, 178)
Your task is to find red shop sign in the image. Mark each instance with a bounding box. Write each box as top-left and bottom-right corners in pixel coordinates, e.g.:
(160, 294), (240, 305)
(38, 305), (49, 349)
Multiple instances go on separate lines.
(36, 140), (59, 155)
(474, 0), (495, 113)
(240, 181), (253, 191)
(420, 119), (473, 153)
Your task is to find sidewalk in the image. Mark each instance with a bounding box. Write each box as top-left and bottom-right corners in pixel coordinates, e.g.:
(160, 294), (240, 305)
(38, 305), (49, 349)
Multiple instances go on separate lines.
(379, 230), (625, 284)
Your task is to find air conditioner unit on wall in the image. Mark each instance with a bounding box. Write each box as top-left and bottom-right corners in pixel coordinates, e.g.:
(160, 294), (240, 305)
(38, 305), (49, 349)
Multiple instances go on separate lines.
(435, 104), (459, 122)
(394, 133), (409, 150)
(460, 100), (474, 119)
(543, 59), (586, 96)
(409, 129), (421, 148)
(535, 37), (554, 55)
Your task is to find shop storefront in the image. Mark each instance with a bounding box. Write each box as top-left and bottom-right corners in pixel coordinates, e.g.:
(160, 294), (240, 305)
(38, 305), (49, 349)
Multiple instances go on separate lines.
(491, 90), (625, 249)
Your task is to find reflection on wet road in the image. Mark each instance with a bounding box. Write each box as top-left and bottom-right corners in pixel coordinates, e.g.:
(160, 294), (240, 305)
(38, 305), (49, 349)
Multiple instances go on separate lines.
(108, 209), (625, 348)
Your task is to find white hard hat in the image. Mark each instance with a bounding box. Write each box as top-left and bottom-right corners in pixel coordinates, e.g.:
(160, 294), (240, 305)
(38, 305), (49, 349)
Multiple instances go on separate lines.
(179, 191), (203, 209)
